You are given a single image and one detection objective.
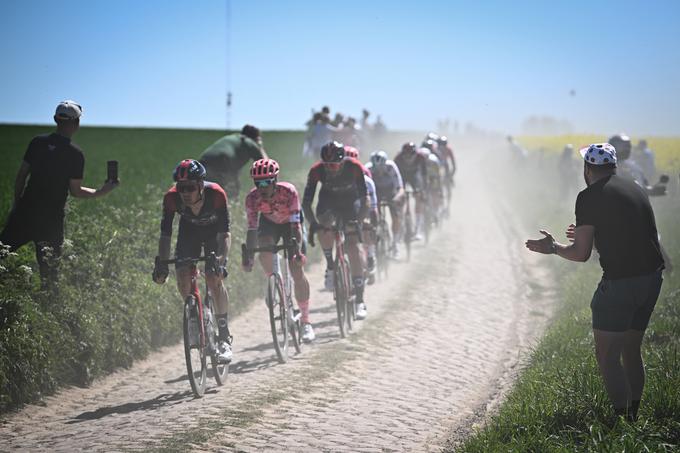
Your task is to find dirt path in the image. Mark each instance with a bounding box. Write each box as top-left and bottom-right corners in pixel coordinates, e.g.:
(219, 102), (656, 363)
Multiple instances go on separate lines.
(0, 147), (556, 452)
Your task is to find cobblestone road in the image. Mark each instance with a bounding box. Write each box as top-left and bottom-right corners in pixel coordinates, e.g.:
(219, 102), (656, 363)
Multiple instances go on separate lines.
(0, 147), (556, 452)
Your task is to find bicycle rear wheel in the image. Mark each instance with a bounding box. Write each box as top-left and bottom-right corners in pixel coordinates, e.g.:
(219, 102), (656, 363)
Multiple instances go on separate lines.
(206, 297), (228, 385)
(377, 221), (390, 279)
(333, 258), (348, 338)
(404, 210), (412, 261)
(183, 297), (207, 397)
(268, 273), (289, 363)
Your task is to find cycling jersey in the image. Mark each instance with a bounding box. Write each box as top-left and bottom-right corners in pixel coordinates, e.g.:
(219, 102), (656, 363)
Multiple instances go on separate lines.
(394, 150), (427, 191)
(245, 181), (301, 230)
(425, 152), (443, 191)
(303, 158), (368, 205)
(160, 182), (230, 236)
(365, 160), (403, 201)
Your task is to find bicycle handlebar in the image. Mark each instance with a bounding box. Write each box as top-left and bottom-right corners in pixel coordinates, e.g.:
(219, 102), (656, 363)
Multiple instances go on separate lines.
(158, 252), (217, 267)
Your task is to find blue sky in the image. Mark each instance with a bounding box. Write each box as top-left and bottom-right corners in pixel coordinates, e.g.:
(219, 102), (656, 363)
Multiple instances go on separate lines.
(1, 0), (679, 135)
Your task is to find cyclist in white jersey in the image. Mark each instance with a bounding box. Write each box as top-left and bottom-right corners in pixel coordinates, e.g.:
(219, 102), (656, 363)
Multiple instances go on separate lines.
(366, 151), (405, 256)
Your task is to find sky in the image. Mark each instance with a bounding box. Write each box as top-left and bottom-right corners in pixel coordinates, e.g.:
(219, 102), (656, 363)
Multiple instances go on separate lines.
(1, 0), (680, 135)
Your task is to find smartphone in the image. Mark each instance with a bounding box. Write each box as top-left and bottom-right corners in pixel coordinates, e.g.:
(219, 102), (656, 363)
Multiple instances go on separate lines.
(107, 160), (119, 183)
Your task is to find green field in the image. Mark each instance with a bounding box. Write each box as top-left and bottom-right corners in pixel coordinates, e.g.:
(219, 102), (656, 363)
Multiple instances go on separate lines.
(452, 137), (680, 452)
(0, 125), (310, 412)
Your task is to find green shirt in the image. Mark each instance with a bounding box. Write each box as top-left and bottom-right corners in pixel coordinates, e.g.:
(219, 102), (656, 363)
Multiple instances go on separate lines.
(199, 134), (264, 173)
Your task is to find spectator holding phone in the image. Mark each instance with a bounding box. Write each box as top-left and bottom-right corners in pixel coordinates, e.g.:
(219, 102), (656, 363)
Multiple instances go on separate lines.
(0, 100), (119, 286)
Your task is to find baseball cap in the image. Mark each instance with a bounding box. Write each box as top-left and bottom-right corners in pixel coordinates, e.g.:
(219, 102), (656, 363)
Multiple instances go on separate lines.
(579, 143), (617, 165)
(55, 100), (83, 120)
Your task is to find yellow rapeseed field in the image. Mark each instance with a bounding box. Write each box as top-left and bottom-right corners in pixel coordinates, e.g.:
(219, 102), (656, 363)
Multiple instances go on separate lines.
(519, 135), (680, 172)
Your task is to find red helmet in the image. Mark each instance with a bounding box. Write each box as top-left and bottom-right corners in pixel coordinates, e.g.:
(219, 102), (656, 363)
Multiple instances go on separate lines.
(344, 145), (359, 159)
(401, 142), (417, 154)
(173, 159), (206, 182)
(250, 158), (280, 180)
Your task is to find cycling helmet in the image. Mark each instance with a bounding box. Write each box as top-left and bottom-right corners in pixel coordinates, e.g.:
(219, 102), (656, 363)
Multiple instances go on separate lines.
(608, 134), (631, 161)
(344, 145), (360, 159)
(250, 158), (280, 180)
(321, 141), (345, 163)
(401, 142), (417, 154)
(437, 135), (448, 146)
(370, 150), (388, 167)
(421, 139), (438, 152)
(425, 132), (440, 142)
(173, 159), (206, 182)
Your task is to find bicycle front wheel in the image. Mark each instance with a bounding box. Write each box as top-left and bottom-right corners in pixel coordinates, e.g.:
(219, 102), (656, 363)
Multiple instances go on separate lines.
(183, 297), (207, 397)
(206, 297), (229, 385)
(268, 273), (289, 363)
(333, 258), (348, 338)
(404, 211), (412, 261)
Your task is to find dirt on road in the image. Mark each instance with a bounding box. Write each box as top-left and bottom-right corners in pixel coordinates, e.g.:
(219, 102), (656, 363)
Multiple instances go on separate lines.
(0, 145), (556, 452)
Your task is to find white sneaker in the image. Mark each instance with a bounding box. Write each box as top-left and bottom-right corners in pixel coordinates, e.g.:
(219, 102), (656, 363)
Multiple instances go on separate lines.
(302, 323), (316, 342)
(324, 268), (334, 291)
(355, 303), (367, 320)
(217, 341), (233, 364)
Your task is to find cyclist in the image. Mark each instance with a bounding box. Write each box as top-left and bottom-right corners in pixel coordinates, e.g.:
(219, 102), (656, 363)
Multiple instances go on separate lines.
(303, 141), (370, 319)
(608, 134), (665, 196)
(345, 146), (378, 284)
(420, 147), (445, 223)
(365, 150), (405, 257)
(394, 141), (428, 239)
(436, 136), (456, 188)
(152, 159), (233, 363)
(242, 159), (316, 342)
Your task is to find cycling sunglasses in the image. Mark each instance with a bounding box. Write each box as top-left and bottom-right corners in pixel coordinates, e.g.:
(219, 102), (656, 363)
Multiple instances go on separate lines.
(177, 184), (199, 193)
(254, 178), (276, 188)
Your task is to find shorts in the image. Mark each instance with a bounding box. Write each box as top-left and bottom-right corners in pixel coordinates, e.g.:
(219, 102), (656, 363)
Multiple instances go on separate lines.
(257, 215), (292, 245)
(316, 191), (359, 227)
(175, 224), (220, 268)
(590, 270), (663, 332)
(403, 172), (424, 192)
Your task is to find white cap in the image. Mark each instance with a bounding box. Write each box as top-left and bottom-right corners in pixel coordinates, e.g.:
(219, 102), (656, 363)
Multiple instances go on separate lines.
(579, 143), (617, 165)
(55, 100), (83, 120)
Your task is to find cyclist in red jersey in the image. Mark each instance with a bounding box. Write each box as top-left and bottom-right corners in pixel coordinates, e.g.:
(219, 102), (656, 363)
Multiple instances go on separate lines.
(303, 141), (370, 319)
(242, 159), (316, 342)
(394, 142), (428, 239)
(152, 159), (233, 363)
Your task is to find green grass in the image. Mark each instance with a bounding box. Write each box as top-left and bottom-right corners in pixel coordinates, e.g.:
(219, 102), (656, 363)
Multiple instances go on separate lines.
(0, 125), (309, 412)
(451, 141), (680, 452)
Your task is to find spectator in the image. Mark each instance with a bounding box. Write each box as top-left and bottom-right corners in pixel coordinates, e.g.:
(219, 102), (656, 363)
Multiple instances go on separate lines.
(0, 100), (119, 286)
(526, 142), (666, 422)
(199, 124), (268, 199)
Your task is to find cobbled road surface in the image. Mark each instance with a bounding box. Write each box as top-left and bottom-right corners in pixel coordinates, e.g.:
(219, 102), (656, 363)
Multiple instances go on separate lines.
(0, 146), (556, 452)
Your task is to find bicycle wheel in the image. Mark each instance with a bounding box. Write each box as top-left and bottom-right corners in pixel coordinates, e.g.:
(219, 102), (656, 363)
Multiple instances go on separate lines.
(342, 257), (354, 333)
(377, 221), (390, 279)
(183, 296), (207, 397)
(206, 297), (228, 385)
(333, 258), (348, 338)
(288, 296), (302, 354)
(404, 210), (412, 261)
(268, 273), (289, 363)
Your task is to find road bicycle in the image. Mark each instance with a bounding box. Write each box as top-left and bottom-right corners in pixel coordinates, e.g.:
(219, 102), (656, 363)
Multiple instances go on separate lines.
(156, 253), (228, 397)
(376, 201), (392, 280)
(309, 219), (360, 338)
(403, 190), (414, 261)
(242, 239), (302, 363)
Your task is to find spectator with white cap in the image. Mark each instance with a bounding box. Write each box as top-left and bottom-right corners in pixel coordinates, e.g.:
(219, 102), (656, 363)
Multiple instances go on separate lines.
(0, 100), (118, 286)
(525, 142), (665, 422)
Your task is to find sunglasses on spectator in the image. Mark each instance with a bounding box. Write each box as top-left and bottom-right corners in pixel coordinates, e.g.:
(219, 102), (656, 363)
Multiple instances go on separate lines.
(254, 178), (276, 188)
(177, 184), (199, 193)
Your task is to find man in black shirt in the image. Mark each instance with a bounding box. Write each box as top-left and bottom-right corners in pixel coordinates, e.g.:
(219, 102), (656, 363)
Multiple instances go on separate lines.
(0, 100), (118, 285)
(526, 142), (664, 421)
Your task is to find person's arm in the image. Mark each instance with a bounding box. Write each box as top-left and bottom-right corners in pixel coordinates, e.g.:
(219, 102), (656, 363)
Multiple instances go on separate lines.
(154, 196), (174, 283)
(302, 168), (319, 226)
(13, 161), (31, 206)
(525, 225), (594, 262)
(69, 179), (118, 199)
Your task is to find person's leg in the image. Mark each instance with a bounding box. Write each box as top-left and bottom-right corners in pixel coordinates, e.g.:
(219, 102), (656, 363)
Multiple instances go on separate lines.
(33, 214), (65, 288)
(593, 329), (631, 413)
(621, 329), (645, 409)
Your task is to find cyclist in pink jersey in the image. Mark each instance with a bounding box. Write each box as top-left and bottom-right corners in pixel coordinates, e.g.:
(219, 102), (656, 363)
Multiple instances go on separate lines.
(242, 159), (315, 342)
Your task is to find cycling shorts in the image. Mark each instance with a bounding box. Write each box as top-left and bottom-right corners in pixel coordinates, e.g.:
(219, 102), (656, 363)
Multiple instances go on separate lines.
(175, 223), (220, 268)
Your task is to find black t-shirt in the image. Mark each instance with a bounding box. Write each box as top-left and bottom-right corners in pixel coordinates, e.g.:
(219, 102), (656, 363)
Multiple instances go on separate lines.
(20, 133), (85, 215)
(575, 174), (664, 279)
